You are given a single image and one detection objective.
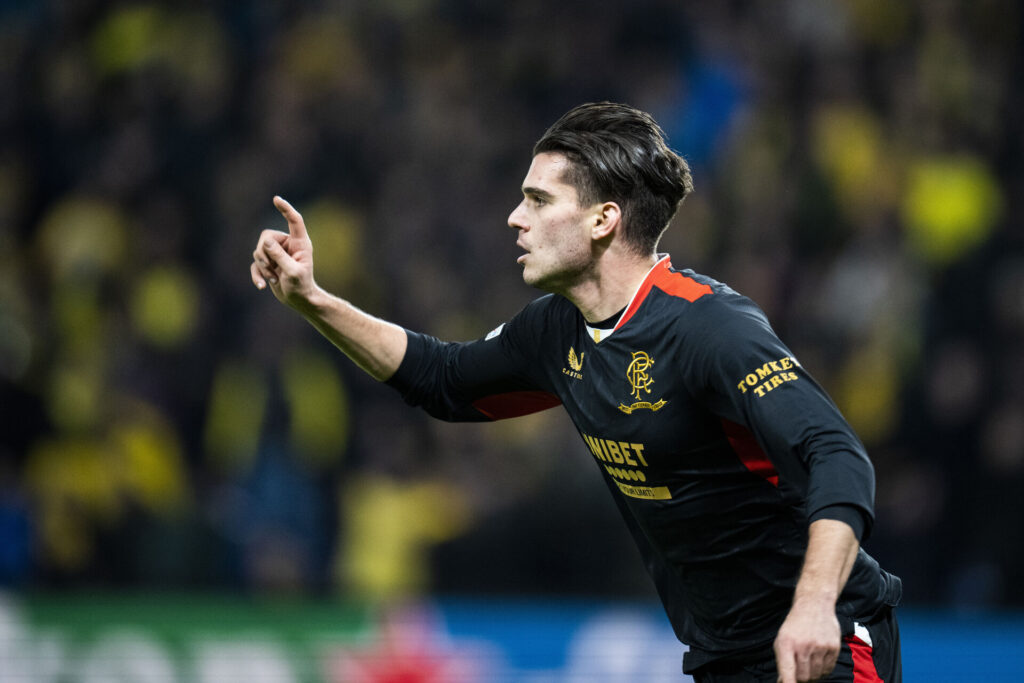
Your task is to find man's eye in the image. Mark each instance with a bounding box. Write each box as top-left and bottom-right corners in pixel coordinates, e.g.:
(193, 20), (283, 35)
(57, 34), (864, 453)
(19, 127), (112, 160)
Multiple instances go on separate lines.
(533, 197), (546, 206)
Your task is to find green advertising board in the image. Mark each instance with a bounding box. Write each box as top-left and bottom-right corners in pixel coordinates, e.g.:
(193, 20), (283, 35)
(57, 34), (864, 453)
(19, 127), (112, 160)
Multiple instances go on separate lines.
(3, 594), (380, 683)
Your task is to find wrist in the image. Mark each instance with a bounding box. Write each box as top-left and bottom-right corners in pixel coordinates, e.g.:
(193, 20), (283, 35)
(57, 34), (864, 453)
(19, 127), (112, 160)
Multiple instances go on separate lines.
(291, 284), (332, 316)
(792, 589), (838, 610)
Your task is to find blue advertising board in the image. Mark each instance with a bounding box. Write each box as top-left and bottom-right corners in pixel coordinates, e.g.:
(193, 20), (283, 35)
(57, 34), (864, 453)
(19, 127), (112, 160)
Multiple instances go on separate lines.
(2, 594), (1023, 682)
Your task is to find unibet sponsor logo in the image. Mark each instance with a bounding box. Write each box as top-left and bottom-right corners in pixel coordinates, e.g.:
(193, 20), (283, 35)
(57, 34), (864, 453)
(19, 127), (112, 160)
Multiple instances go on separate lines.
(581, 432), (670, 500)
(618, 350), (667, 414)
(582, 433), (649, 467)
(562, 346), (584, 380)
(736, 355), (802, 398)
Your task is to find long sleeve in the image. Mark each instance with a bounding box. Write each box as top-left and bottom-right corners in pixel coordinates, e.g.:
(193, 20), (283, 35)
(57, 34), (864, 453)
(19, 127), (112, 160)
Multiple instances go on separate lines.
(687, 294), (876, 538)
(385, 297), (562, 422)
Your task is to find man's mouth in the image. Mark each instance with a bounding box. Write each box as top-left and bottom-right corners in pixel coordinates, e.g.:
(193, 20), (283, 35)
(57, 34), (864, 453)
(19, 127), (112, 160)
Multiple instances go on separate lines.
(516, 242), (529, 264)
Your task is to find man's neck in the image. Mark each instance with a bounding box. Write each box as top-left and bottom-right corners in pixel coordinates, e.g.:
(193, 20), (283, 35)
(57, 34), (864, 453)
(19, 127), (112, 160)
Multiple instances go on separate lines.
(563, 252), (660, 324)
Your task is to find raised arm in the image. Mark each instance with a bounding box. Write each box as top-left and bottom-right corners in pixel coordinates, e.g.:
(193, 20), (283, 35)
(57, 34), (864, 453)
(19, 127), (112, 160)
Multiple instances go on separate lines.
(250, 196), (407, 381)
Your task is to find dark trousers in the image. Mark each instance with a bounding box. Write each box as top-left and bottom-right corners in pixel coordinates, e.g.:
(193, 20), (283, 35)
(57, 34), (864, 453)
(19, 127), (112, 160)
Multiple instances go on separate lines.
(692, 608), (901, 683)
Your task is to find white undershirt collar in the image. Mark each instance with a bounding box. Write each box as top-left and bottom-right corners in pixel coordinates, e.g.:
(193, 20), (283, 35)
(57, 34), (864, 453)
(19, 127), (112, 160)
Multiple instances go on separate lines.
(584, 254), (670, 343)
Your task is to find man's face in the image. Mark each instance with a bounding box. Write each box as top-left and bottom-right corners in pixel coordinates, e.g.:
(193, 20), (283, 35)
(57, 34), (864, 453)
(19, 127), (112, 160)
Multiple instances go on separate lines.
(508, 152), (597, 292)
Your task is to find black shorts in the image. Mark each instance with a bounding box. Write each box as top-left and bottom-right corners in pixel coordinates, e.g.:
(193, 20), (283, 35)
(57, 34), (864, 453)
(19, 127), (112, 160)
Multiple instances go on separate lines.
(691, 608), (901, 683)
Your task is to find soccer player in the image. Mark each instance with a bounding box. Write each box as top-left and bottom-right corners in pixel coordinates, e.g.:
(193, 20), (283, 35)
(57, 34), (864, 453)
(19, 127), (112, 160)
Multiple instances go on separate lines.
(250, 102), (902, 683)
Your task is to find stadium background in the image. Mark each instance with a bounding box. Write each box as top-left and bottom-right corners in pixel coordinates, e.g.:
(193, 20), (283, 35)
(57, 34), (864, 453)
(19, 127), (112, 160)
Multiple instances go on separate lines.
(1, 0), (1023, 680)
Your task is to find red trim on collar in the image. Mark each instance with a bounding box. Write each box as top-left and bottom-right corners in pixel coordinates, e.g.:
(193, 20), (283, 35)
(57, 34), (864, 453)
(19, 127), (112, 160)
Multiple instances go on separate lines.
(615, 258), (713, 330)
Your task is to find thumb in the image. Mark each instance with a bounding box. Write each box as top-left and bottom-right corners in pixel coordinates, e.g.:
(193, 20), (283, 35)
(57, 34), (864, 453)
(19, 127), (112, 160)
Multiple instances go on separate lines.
(273, 195), (308, 241)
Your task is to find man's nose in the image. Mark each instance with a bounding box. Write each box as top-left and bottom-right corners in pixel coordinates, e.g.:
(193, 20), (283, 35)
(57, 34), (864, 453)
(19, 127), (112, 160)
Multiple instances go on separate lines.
(508, 201), (527, 230)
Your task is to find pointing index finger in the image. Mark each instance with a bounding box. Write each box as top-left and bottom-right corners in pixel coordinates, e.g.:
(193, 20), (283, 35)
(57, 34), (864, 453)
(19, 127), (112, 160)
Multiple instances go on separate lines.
(775, 641), (796, 683)
(273, 195), (308, 240)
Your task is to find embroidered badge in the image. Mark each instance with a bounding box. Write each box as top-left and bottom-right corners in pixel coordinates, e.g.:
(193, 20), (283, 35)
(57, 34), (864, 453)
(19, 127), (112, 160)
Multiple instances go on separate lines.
(618, 351), (668, 414)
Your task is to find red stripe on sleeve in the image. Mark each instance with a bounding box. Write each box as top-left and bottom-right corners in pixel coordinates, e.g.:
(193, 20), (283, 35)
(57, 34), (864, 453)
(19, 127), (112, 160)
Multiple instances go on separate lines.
(720, 418), (779, 486)
(472, 391), (562, 420)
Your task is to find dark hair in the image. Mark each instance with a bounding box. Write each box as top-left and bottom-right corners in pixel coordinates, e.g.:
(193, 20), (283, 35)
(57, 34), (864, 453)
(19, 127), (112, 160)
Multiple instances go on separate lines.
(533, 102), (693, 255)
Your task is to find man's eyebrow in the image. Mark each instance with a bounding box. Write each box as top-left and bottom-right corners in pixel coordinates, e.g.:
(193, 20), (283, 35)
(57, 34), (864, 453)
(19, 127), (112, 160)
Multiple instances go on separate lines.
(521, 186), (555, 200)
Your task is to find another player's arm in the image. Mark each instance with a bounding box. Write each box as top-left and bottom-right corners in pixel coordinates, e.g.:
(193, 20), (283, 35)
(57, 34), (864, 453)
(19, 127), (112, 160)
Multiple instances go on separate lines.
(250, 196), (407, 381)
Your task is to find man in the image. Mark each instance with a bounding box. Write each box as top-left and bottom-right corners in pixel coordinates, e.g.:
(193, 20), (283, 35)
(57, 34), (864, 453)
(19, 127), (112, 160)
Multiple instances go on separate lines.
(250, 102), (902, 682)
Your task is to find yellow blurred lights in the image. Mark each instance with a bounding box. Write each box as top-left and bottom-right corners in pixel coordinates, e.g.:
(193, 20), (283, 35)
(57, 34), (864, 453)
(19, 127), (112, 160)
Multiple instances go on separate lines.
(37, 196), (129, 282)
(812, 105), (901, 219)
(130, 266), (201, 349)
(302, 200), (369, 296)
(902, 156), (1002, 267)
(281, 350), (350, 468)
(204, 361), (269, 472)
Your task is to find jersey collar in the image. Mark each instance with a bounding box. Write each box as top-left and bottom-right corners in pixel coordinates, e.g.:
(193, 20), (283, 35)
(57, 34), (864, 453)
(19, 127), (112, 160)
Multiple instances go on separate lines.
(584, 254), (671, 343)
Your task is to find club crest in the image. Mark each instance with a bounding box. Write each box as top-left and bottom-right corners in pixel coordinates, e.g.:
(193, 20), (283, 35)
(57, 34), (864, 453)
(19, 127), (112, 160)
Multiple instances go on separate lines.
(619, 350), (667, 414)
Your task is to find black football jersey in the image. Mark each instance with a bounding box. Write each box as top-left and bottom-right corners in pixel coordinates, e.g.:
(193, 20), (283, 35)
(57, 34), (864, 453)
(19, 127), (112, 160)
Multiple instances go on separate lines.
(387, 256), (901, 664)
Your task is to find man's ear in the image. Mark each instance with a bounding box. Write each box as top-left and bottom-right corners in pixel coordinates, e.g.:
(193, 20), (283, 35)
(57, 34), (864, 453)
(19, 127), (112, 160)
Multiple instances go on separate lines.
(592, 201), (622, 240)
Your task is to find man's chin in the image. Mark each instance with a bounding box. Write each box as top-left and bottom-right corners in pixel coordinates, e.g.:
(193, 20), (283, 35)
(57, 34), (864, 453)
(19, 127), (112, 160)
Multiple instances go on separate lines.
(521, 262), (578, 293)
(522, 270), (557, 293)
(521, 266), (543, 288)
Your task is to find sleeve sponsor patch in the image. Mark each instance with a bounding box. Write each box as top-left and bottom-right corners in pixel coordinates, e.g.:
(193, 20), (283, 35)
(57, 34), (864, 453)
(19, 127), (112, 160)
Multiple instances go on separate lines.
(736, 355), (801, 398)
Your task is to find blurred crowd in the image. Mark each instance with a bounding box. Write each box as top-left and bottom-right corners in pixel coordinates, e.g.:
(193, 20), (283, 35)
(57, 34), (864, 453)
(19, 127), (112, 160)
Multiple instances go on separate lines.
(1, 0), (1022, 609)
